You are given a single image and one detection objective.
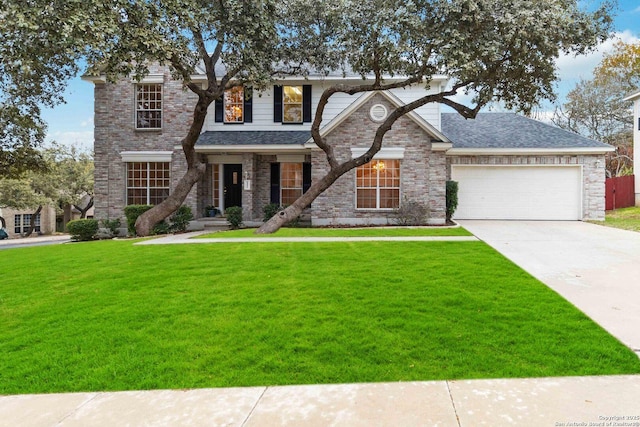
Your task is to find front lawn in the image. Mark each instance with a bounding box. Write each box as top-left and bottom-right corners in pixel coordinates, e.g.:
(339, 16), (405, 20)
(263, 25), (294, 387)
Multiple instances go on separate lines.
(1, 239), (639, 395)
(598, 206), (640, 232)
(196, 226), (473, 238)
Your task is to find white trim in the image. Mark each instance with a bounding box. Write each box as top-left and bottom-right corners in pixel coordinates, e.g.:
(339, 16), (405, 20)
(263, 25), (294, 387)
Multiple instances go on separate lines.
(81, 75), (106, 84)
(120, 151), (173, 162)
(277, 154), (306, 163)
(350, 147), (405, 159)
(446, 147), (614, 156)
(623, 91), (640, 102)
(131, 74), (164, 84)
(369, 104), (388, 122)
(431, 142), (453, 152)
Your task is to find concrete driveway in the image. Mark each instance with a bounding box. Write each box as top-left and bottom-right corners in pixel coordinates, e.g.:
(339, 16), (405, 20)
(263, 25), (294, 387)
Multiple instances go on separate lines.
(459, 220), (640, 356)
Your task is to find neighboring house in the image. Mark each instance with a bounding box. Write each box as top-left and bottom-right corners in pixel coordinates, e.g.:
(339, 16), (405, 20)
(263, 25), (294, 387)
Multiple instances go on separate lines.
(0, 206), (56, 239)
(623, 90), (640, 206)
(83, 66), (613, 227)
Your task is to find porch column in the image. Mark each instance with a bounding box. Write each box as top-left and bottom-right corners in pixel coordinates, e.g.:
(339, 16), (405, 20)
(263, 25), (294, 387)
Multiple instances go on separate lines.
(242, 154), (256, 221)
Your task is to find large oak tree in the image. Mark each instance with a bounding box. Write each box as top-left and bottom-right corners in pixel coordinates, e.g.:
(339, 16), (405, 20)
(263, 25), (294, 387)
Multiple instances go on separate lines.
(1, 0), (613, 235)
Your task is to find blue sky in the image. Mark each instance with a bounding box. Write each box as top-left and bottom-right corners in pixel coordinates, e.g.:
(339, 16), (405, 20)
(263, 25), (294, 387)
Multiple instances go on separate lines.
(41, 0), (640, 150)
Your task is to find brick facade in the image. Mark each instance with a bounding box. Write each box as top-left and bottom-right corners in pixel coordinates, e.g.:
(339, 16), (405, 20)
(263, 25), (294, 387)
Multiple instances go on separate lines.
(311, 95), (446, 226)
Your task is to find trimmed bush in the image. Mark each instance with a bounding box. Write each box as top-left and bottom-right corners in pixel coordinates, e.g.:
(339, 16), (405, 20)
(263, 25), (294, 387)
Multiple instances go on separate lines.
(67, 219), (99, 241)
(446, 180), (459, 222)
(225, 206), (243, 229)
(100, 218), (121, 238)
(394, 199), (429, 225)
(169, 205), (193, 233)
(263, 203), (281, 222)
(124, 205), (153, 236)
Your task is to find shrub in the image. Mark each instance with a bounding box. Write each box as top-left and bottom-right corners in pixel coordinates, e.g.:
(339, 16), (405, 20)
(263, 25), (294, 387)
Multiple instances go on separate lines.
(169, 205), (193, 233)
(263, 203), (281, 222)
(394, 198), (429, 225)
(152, 221), (170, 235)
(123, 205), (153, 236)
(67, 219), (99, 241)
(225, 206), (243, 229)
(446, 180), (459, 222)
(100, 218), (121, 238)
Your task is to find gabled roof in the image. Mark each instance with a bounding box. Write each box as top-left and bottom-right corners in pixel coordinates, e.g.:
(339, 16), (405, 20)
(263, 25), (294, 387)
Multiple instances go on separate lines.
(442, 113), (613, 153)
(315, 91), (450, 144)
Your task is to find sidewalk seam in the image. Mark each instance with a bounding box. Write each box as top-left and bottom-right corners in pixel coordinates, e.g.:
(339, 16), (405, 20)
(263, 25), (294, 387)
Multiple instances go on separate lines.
(54, 392), (101, 426)
(445, 381), (462, 427)
(240, 386), (267, 427)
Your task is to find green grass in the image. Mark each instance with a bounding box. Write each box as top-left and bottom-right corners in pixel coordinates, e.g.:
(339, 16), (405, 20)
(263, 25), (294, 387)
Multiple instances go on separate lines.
(195, 226), (473, 238)
(597, 206), (640, 232)
(1, 239), (639, 395)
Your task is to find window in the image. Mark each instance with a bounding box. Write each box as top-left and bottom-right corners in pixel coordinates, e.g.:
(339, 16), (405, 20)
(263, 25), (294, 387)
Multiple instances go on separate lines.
(356, 159), (400, 209)
(214, 86), (252, 123)
(224, 87), (244, 123)
(281, 163), (303, 205)
(135, 84), (162, 129)
(127, 162), (170, 205)
(283, 86), (303, 123)
(14, 213), (40, 234)
(273, 85), (312, 123)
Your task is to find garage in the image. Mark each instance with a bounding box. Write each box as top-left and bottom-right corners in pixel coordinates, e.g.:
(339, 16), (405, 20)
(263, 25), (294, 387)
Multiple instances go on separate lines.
(451, 165), (583, 220)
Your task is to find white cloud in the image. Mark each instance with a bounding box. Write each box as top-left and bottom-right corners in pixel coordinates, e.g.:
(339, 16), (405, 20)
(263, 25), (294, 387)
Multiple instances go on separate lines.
(555, 30), (640, 83)
(633, 6), (640, 13)
(46, 130), (94, 152)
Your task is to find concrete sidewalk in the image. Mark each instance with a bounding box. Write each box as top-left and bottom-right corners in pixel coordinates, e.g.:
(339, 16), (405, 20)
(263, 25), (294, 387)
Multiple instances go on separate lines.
(0, 234), (70, 249)
(136, 230), (479, 244)
(2, 375), (639, 427)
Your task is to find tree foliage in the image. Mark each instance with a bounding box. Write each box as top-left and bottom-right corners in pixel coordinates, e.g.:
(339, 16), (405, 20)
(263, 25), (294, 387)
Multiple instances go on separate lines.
(554, 40), (639, 177)
(1, 0), (614, 234)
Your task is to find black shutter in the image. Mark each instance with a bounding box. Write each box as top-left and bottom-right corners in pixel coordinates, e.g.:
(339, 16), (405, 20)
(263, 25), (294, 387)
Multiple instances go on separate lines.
(214, 97), (223, 123)
(244, 87), (253, 123)
(303, 162), (311, 193)
(273, 85), (283, 123)
(270, 163), (280, 204)
(302, 85), (312, 123)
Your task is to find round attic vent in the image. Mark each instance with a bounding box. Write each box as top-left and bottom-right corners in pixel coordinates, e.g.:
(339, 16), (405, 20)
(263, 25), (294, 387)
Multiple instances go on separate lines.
(369, 104), (388, 122)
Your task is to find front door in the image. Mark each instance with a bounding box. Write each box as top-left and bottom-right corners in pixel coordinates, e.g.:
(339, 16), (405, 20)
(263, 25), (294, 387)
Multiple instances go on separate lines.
(223, 164), (242, 208)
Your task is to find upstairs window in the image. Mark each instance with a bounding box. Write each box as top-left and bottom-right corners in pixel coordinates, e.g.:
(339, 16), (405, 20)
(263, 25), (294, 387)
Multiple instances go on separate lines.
(127, 162), (170, 205)
(224, 87), (244, 123)
(356, 159), (400, 210)
(273, 85), (312, 124)
(135, 84), (162, 129)
(214, 86), (253, 123)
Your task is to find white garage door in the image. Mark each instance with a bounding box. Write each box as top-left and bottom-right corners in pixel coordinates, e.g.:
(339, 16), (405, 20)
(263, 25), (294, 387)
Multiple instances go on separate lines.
(451, 165), (582, 220)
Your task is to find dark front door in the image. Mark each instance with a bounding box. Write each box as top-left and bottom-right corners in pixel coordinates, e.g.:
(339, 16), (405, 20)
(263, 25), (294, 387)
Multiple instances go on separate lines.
(223, 164), (242, 208)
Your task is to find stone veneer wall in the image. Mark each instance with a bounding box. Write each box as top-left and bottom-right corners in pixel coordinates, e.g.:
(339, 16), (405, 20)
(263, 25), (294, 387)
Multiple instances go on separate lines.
(447, 154), (607, 220)
(93, 65), (199, 224)
(310, 94), (446, 226)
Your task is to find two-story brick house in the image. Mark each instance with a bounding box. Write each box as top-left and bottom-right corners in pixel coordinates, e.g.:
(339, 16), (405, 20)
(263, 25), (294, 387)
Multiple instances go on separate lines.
(83, 66), (613, 228)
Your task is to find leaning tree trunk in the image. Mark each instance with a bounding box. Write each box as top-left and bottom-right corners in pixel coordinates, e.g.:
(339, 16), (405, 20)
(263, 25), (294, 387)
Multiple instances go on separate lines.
(23, 205), (43, 237)
(256, 165), (356, 234)
(135, 165), (206, 235)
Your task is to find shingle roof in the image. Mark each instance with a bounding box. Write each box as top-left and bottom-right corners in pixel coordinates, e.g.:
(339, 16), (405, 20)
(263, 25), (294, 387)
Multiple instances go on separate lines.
(196, 131), (311, 146)
(441, 113), (611, 149)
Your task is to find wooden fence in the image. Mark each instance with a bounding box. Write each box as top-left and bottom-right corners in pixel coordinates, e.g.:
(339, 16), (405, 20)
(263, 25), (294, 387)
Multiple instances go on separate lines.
(605, 175), (635, 211)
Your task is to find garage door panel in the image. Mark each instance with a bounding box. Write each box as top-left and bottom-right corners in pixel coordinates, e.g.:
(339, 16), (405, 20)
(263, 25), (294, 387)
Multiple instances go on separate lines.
(451, 166), (582, 220)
